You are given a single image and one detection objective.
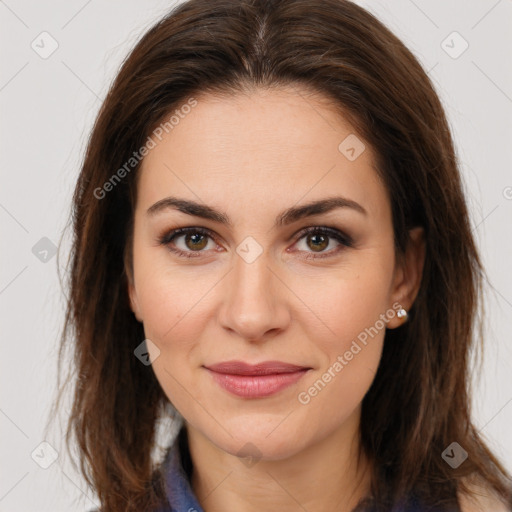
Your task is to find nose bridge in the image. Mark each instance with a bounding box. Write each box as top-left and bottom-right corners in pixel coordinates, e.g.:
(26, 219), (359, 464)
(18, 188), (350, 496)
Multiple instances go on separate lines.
(218, 243), (288, 340)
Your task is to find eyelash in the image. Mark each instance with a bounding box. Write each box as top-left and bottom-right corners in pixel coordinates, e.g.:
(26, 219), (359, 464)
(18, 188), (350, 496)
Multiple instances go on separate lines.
(157, 226), (353, 260)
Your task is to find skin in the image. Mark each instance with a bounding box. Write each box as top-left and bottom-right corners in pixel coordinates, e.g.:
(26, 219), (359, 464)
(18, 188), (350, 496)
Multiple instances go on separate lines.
(128, 85), (426, 512)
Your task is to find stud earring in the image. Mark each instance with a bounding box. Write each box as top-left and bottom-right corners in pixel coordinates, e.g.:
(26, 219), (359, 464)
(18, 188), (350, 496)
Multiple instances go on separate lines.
(397, 307), (408, 322)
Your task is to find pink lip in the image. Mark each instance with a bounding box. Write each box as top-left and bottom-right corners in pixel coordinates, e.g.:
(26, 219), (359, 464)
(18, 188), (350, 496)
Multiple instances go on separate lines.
(203, 360), (311, 398)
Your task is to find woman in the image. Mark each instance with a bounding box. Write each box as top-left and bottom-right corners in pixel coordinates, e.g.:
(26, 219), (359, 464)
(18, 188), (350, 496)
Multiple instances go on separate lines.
(50, 0), (512, 510)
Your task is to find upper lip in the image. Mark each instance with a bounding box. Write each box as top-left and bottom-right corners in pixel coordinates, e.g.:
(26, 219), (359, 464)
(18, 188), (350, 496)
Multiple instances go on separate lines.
(204, 360), (311, 376)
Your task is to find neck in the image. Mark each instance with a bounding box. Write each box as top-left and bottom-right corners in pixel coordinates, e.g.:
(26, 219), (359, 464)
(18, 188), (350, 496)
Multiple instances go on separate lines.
(186, 410), (372, 512)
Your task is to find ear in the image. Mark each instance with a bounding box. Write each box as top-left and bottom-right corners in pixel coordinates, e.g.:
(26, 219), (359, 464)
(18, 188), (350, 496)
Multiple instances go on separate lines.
(128, 280), (143, 322)
(387, 226), (426, 329)
(125, 262), (144, 322)
(124, 236), (144, 323)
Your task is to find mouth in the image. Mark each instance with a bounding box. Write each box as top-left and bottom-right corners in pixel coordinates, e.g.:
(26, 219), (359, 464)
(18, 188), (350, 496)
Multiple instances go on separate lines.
(203, 360), (312, 398)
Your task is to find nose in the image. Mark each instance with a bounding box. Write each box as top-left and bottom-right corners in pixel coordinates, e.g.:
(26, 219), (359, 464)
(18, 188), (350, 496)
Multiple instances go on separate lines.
(217, 248), (291, 343)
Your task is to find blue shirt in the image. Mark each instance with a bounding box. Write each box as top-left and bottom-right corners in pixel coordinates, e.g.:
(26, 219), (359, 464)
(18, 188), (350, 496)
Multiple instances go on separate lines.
(157, 426), (204, 512)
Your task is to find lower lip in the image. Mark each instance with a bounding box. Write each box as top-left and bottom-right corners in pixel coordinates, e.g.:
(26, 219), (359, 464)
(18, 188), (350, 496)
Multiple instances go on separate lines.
(205, 368), (310, 398)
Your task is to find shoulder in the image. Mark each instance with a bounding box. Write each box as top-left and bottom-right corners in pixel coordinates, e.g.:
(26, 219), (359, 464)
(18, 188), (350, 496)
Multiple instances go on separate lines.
(457, 479), (511, 512)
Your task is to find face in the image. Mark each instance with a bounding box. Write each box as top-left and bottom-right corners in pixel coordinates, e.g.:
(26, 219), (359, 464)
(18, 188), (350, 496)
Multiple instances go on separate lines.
(128, 85), (424, 461)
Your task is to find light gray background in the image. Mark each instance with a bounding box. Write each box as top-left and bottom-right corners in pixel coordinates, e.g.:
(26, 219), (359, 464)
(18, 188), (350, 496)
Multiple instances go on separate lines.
(1, 0), (511, 510)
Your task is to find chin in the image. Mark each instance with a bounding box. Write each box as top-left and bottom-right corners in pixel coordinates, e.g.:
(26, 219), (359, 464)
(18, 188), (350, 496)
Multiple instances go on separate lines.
(210, 420), (307, 462)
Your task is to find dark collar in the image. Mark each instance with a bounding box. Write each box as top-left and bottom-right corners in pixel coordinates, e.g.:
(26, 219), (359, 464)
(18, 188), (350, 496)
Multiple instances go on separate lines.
(160, 426), (204, 512)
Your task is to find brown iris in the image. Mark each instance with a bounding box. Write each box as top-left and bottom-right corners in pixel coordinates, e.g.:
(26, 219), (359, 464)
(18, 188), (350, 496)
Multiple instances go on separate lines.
(307, 233), (329, 252)
(185, 232), (208, 251)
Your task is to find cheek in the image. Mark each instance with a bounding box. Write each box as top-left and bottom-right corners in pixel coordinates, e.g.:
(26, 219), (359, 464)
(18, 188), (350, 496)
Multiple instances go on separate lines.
(294, 260), (392, 415)
(299, 258), (393, 352)
(295, 304), (387, 439)
(133, 262), (207, 412)
(133, 241), (218, 345)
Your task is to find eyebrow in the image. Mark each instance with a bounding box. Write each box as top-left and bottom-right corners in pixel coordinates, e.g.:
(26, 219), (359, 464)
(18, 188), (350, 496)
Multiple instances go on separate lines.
(146, 195), (367, 227)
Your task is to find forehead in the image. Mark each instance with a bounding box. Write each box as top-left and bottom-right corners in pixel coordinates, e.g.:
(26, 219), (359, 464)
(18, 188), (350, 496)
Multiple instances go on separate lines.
(136, 86), (388, 220)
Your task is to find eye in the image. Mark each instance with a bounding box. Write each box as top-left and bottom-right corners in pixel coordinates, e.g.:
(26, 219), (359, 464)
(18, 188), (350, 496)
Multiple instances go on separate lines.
(158, 227), (218, 258)
(292, 226), (353, 260)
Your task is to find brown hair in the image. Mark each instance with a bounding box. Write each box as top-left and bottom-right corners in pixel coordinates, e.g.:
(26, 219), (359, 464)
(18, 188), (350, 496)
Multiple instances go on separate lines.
(48, 0), (512, 510)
